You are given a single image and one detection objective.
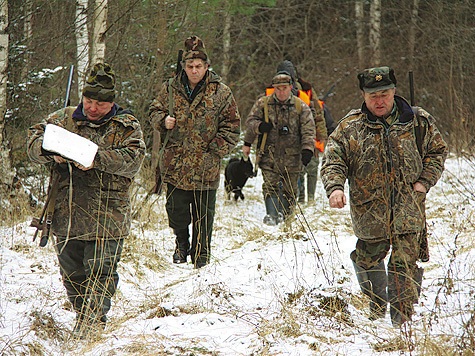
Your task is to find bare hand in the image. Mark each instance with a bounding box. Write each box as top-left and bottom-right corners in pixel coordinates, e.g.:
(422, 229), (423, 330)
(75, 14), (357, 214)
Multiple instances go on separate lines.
(165, 115), (176, 130)
(329, 189), (346, 209)
(53, 155), (67, 164)
(413, 181), (427, 193)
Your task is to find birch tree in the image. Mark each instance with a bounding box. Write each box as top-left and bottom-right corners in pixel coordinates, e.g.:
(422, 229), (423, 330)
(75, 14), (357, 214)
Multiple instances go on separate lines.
(76, 0), (89, 101)
(0, 0), (14, 187)
(355, 0), (365, 70)
(369, 0), (381, 66)
(92, 0), (107, 64)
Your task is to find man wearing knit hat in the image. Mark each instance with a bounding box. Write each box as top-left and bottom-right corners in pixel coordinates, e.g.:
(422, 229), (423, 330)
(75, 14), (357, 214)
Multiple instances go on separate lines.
(321, 66), (447, 327)
(28, 62), (146, 339)
(149, 36), (240, 269)
(243, 71), (315, 225)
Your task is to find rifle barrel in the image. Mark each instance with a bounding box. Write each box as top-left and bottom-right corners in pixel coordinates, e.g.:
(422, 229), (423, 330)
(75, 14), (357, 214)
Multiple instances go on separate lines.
(409, 71), (415, 106)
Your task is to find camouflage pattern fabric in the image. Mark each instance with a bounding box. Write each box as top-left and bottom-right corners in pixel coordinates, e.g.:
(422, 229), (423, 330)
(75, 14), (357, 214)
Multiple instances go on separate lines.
(82, 63), (116, 102)
(353, 232), (420, 270)
(321, 95), (448, 241)
(244, 93), (315, 174)
(27, 106), (146, 240)
(149, 71), (240, 191)
(182, 35), (208, 62)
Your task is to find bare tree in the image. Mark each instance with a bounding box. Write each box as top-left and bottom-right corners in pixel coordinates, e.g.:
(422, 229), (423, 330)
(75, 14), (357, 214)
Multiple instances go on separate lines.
(221, 0), (232, 82)
(76, 0), (89, 100)
(355, 0), (365, 70)
(408, 0), (419, 69)
(369, 0), (381, 65)
(92, 0), (107, 64)
(0, 0), (14, 187)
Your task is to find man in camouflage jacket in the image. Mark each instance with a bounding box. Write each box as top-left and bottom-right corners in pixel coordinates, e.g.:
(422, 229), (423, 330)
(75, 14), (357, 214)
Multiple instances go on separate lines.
(321, 66), (448, 327)
(149, 36), (240, 268)
(243, 71), (315, 226)
(28, 63), (145, 338)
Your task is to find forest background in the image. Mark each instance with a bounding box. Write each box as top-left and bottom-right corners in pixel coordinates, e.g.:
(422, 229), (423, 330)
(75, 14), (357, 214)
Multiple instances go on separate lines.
(0, 1), (474, 354)
(0, 0), (474, 198)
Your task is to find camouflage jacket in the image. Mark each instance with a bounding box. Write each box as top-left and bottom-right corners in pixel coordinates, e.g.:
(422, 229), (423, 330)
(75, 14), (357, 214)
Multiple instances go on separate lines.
(27, 104), (146, 240)
(149, 71), (241, 190)
(321, 95), (448, 240)
(244, 93), (315, 173)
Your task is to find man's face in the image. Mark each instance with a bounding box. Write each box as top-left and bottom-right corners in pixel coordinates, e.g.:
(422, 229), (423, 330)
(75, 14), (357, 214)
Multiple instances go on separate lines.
(184, 58), (208, 88)
(83, 96), (114, 121)
(274, 84), (292, 102)
(363, 88), (396, 117)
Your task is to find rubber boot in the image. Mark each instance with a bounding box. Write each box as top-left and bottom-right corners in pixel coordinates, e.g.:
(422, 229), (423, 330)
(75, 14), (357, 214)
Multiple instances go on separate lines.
(280, 195), (295, 221)
(173, 228), (190, 264)
(298, 172), (305, 203)
(387, 266), (420, 327)
(351, 251), (387, 320)
(307, 173), (317, 202)
(264, 195), (281, 225)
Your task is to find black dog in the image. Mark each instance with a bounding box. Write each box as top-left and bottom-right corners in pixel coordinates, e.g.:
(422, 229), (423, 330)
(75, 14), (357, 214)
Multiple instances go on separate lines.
(224, 157), (254, 201)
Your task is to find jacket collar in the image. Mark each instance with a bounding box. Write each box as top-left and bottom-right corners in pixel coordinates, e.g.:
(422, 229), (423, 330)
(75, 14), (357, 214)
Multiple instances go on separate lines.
(362, 95), (413, 124)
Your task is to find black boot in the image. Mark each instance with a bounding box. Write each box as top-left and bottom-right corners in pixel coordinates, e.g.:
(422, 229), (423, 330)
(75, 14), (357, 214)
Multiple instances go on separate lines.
(280, 195), (295, 221)
(263, 195), (280, 225)
(173, 229), (190, 264)
(387, 266), (421, 327)
(351, 251), (387, 320)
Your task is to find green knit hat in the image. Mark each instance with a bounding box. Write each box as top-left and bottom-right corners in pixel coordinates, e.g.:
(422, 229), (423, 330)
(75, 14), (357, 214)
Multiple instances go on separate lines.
(82, 63), (116, 102)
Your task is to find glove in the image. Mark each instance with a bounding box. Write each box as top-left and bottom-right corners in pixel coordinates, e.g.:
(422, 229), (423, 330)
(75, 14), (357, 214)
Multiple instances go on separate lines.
(259, 121), (273, 134)
(301, 149), (313, 166)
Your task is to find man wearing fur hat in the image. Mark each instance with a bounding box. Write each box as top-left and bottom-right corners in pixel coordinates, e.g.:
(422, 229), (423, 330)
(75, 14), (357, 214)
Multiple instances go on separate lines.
(149, 36), (240, 269)
(243, 71), (315, 225)
(321, 66), (447, 327)
(28, 63), (146, 338)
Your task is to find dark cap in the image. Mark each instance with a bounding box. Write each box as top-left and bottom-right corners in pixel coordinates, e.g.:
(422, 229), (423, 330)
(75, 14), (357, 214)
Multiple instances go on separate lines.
(182, 35), (208, 62)
(357, 66), (397, 93)
(272, 71), (292, 86)
(276, 60), (297, 84)
(82, 63), (116, 102)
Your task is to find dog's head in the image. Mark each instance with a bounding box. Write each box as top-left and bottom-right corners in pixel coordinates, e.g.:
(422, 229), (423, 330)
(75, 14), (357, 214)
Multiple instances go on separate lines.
(241, 157), (254, 178)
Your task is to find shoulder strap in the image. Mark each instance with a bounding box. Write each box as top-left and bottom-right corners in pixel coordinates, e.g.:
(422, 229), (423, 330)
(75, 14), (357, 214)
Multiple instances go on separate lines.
(64, 107), (75, 131)
(412, 106), (426, 156)
(294, 96), (302, 115)
(263, 95), (269, 123)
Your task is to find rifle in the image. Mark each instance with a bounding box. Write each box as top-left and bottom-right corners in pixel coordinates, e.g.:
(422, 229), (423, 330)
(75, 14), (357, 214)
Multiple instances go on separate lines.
(409, 70), (429, 262)
(31, 65), (75, 247)
(253, 96), (270, 177)
(319, 83), (335, 103)
(150, 49), (183, 196)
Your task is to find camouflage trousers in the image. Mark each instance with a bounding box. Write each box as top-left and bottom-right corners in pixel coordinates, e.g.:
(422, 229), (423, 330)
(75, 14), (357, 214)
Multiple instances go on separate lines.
(353, 232), (421, 271)
(165, 184), (216, 264)
(261, 167), (299, 201)
(55, 236), (124, 320)
(353, 232), (423, 323)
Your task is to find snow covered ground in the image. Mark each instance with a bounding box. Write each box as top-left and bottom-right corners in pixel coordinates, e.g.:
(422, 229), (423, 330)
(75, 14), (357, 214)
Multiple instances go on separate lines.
(1, 154), (474, 355)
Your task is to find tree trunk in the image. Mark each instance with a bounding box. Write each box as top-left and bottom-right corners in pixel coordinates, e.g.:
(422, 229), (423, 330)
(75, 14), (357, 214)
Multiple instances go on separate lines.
(355, 0), (365, 70)
(76, 0), (89, 101)
(21, 1), (32, 80)
(92, 0), (107, 64)
(408, 0), (419, 69)
(0, 0), (15, 186)
(369, 0), (381, 66)
(221, 0), (231, 82)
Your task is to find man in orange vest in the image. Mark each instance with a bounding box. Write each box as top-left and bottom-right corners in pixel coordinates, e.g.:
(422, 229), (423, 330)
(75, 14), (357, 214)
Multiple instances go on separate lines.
(274, 60), (327, 203)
